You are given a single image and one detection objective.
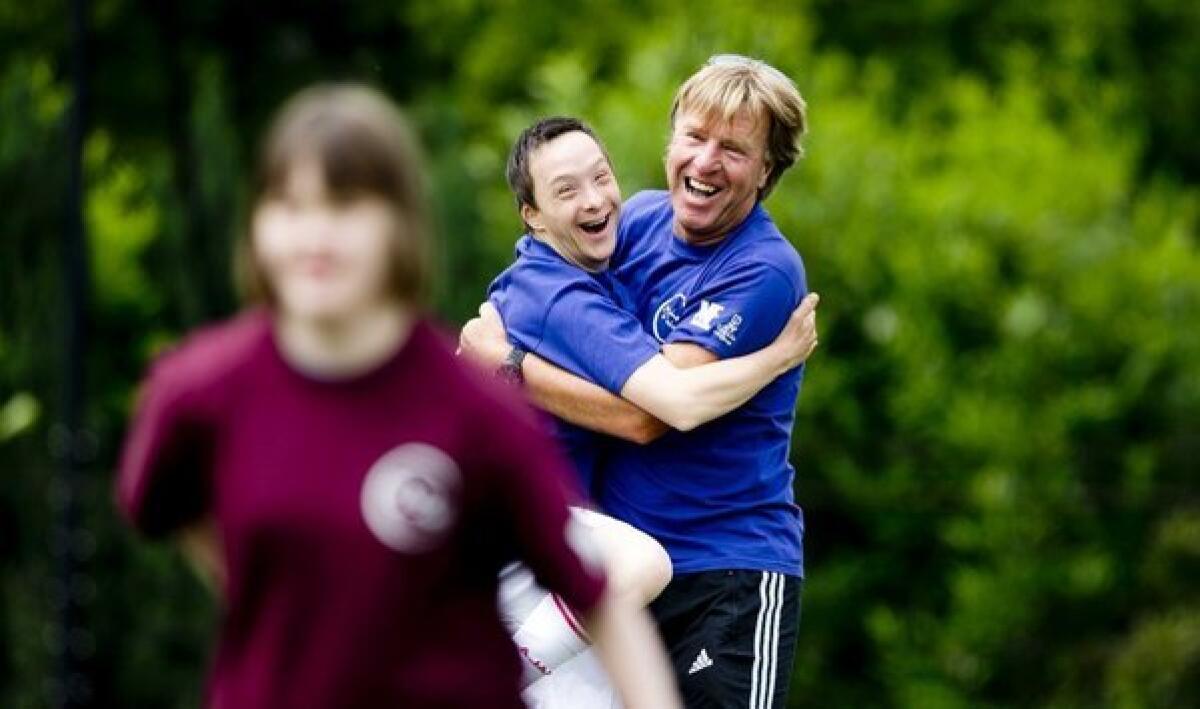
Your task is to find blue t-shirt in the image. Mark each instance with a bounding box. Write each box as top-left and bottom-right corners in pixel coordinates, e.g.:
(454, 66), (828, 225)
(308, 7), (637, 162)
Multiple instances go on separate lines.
(487, 235), (661, 498)
(606, 190), (809, 576)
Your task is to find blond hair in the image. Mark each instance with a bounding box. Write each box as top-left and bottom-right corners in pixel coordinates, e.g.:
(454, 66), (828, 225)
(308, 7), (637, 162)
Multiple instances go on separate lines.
(237, 84), (433, 307)
(670, 55), (807, 199)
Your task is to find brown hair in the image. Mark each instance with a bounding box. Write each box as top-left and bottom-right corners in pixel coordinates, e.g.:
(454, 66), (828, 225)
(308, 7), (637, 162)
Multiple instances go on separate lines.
(670, 55), (808, 200)
(236, 83), (433, 306)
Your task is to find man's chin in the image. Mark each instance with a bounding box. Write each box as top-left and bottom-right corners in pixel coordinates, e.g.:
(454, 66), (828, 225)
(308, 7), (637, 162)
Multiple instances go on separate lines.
(674, 213), (721, 241)
(672, 195), (718, 225)
(581, 251), (613, 271)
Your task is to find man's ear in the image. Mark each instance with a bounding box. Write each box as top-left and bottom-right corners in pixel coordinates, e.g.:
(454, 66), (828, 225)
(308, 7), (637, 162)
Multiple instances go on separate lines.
(521, 202), (544, 233)
(758, 159), (771, 190)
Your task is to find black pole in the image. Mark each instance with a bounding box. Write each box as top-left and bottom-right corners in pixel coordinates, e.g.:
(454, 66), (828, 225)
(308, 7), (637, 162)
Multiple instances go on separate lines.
(53, 0), (93, 706)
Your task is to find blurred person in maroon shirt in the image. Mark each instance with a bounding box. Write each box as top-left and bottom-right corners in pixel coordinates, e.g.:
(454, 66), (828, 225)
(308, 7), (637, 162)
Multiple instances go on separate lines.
(115, 83), (681, 709)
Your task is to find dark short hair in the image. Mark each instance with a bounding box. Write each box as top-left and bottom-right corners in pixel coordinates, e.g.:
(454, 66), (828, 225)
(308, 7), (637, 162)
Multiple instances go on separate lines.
(237, 83), (433, 306)
(506, 116), (608, 229)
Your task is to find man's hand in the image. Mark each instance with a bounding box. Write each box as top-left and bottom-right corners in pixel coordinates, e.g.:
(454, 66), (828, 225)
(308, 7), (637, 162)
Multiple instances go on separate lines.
(770, 292), (820, 372)
(458, 302), (511, 369)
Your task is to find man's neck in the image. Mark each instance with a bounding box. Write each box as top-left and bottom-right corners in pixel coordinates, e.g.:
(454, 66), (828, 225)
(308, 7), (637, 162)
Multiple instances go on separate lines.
(675, 200), (759, 248)
(274, 304), (415, 379)
(677, 230), (729, 248)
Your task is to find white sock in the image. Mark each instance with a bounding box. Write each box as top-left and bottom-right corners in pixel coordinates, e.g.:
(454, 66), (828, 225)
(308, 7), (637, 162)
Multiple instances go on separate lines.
(511, 592), (592, 688)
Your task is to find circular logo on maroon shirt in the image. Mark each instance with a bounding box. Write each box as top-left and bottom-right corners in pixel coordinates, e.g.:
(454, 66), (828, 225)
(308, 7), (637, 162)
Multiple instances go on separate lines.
(360, 443), (462, 553)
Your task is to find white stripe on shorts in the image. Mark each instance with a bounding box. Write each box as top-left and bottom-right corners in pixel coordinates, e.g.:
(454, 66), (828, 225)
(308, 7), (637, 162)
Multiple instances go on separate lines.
(749, 572), (785, 709)
(765, 573), (784, 705)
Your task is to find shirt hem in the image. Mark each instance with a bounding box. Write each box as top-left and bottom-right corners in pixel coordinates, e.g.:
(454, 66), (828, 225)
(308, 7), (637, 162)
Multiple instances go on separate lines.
(670, 557), (804, 578)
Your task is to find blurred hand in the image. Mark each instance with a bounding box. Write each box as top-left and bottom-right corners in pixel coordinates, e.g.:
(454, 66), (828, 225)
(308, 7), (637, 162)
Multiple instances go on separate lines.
(178, 518), (226, 594)
(458, 302), (511, 369)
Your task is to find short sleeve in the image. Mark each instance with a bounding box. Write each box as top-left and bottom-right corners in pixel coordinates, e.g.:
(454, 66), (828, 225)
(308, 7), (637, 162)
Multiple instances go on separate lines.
(115, 354), (213, 537)
(537, 280), (660, 394)
(665, 260), (805, 358)
(479, 406), (607, 616)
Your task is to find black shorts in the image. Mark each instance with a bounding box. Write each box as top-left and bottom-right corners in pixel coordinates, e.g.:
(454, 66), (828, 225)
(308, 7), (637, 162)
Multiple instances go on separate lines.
(650, 570), (802, 709)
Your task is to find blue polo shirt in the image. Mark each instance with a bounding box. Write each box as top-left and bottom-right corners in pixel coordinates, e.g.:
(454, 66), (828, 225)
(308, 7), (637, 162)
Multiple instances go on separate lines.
(487, 235), (660, 499)
(606, 190), (809, 576)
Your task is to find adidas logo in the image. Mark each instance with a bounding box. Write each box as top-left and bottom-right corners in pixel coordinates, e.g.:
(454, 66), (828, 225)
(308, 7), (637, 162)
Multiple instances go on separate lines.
(688, 648), (714, 675)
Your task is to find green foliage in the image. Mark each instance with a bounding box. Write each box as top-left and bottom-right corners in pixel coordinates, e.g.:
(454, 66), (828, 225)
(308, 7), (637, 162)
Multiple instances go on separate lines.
(0, 392), (39, 442)
(2, 1), (1197, 707)
(781, 55), (1200, 706)
(86, 131), (166, 316)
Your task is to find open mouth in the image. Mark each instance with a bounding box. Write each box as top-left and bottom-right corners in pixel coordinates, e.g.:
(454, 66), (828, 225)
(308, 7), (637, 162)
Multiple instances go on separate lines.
(684, 176), (721, 198)
(578, 213), (611, 235)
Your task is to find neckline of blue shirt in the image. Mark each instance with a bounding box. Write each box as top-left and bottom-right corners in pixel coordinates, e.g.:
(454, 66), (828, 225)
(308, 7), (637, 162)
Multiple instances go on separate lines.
(665, 202), (770, 262)
(515, 233), (616, 284)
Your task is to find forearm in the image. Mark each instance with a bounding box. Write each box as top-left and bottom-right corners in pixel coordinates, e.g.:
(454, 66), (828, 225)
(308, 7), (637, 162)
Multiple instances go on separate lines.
(586, 592), (683, 709)
(521, 354), (669, 444)
(622, 346), (786, 431)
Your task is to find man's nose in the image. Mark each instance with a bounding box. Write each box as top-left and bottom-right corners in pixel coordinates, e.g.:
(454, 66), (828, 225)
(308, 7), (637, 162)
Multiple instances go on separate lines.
(693, 141), (721, 172)
(581, 182), (604, 210)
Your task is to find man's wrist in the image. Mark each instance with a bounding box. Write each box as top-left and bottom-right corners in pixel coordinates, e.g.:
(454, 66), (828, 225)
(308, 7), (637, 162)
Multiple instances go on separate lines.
(496, 345), (528, 386)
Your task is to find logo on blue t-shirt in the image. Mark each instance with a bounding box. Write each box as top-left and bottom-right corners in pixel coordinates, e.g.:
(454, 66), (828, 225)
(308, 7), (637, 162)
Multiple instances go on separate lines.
(652, 293), (687, 342)
(689, 300), (725, 331)
(713, 313), (743, 345)
(654, 294), (745, 346)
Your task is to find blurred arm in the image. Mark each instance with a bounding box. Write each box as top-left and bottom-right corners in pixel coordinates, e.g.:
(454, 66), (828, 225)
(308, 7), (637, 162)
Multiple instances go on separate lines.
(177, 518), (225, 594)
(585, 591), (683, 709)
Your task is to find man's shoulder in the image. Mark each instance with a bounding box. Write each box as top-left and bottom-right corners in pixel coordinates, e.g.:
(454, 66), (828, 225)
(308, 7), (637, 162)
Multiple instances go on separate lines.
(615, 191), (672, 266)
(506, 240), (595, 286)
(492, 245), (608, 331)
(493, 236), (595, 288)
(626, 189), (670, 211)
(728, 209), (805, 281)
(621, 190), (672, 229)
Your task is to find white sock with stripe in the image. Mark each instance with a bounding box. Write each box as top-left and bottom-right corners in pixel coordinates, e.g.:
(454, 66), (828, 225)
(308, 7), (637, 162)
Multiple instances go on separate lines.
(510, 592), (591, 689)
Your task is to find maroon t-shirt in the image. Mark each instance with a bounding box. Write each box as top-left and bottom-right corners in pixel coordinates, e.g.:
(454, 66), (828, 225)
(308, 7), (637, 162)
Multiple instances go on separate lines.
(116, 311), (606, 708)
